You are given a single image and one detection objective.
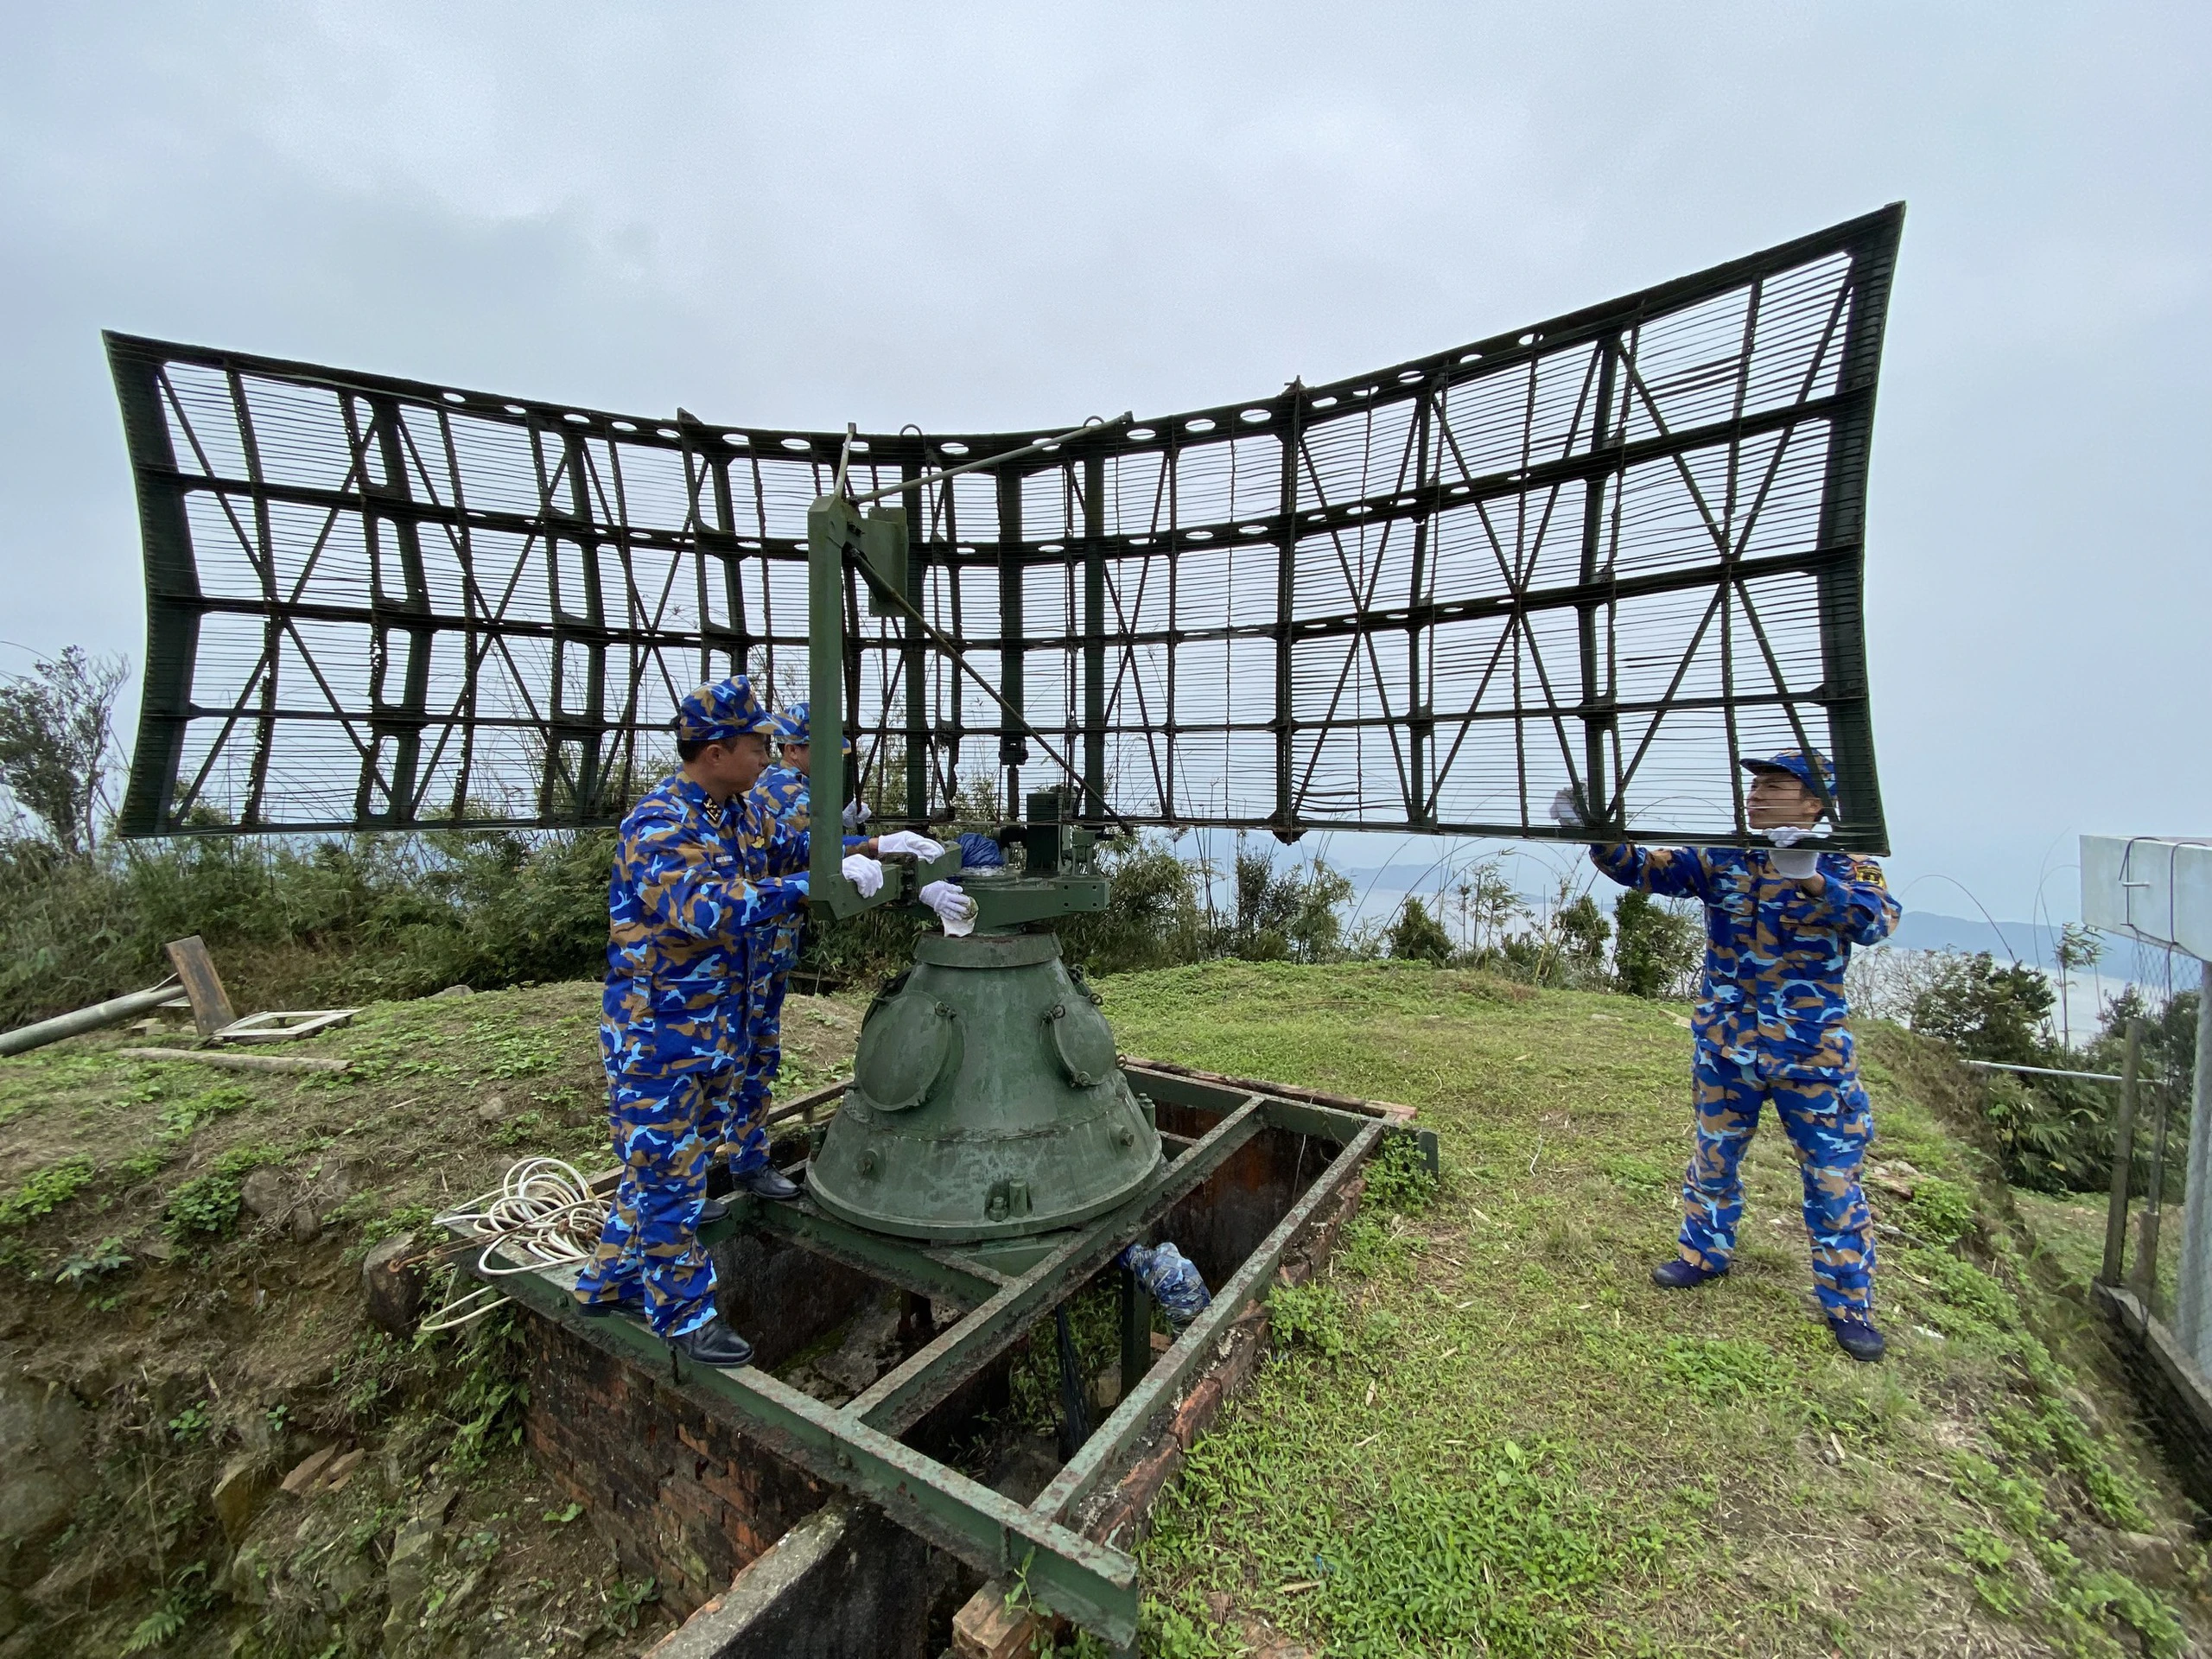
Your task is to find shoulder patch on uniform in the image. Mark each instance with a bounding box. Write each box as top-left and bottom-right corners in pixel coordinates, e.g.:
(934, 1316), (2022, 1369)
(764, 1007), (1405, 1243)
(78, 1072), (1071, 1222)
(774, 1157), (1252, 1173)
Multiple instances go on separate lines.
(1850, 857), (1887, 890)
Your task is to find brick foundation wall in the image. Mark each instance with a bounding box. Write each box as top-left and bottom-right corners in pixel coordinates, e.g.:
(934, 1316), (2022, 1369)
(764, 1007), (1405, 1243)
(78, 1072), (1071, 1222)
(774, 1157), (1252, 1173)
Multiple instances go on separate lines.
(523, 1317), (830, 1618)
(517, 1124), (1375, 1643)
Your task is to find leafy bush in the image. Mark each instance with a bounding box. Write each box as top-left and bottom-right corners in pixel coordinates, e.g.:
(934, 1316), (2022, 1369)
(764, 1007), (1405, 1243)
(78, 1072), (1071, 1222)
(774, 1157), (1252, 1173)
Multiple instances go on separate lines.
(1221, 841), (1353, 963)
(441, 1309), (530, 1471)
(1386, 896), (1452, 964)
(1612, 890), (1702, 999)
(55, 1236), (130, 1287)
(1363, 1133), (1439, 1212)
(1267, 1280), (1352, 1359)
(1896, 953), (2198, 1193)
(1057, 834), (1207, 973)
(1910, 953), (2055, 1066)
(0, 824), (620, 1027)
(1551, 893), (1611, 980)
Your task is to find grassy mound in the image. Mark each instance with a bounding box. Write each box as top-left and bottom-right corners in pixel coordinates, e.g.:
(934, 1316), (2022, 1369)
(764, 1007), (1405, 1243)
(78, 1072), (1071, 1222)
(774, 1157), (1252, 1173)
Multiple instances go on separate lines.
(0, 960), (2204, 1657)
(1099, 961), (2208, 1657)
(0, 982), (867, 1657)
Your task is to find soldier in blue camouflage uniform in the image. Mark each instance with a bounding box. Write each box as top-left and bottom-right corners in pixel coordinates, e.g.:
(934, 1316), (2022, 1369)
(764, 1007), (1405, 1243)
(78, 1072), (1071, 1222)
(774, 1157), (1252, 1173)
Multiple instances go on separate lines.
(725, 703), (823, 1195)
(570, 677), (807, 1368)
(1567, 750), (1901, 1362)
(726, 701), (943, 1192)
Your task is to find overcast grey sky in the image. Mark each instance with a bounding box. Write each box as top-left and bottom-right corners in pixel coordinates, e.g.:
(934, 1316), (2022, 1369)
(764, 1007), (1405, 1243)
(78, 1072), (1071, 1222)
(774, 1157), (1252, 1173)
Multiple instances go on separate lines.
(3, 3), (2206, 925)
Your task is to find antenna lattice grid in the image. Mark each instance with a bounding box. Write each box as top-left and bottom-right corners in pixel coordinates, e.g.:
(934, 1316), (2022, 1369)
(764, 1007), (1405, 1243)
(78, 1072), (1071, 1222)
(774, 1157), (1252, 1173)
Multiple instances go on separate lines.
(108, 204), (1900, 851)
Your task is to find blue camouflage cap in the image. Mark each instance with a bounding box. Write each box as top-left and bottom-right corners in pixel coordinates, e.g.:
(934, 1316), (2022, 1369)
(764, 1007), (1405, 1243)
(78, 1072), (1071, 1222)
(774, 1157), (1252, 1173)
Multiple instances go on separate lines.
(768, 699), (852, 753)
(674, 677), (777, 743)
(1741, 748), (1835, 799)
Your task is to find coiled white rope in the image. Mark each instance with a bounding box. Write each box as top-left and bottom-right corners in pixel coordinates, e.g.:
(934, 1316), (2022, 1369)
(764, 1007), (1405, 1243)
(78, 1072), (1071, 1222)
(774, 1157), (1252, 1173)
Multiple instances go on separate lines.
(418, 1157), (606, 1332)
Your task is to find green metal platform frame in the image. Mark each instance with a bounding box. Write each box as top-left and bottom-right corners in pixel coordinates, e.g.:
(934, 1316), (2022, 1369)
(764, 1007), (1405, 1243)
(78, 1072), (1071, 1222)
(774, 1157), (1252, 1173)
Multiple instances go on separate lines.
(477, 1066), (1433, 1652)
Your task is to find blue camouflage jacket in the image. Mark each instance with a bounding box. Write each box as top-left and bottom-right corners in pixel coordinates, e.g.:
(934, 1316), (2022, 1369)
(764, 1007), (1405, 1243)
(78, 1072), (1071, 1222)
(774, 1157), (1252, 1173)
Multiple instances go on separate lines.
(1590, 844), (1900, 1074)
(742, 765), (811, 974)
(749, 766), (811, 858)
(602, 774), (806, 1077)
(741, 766), (883, 973)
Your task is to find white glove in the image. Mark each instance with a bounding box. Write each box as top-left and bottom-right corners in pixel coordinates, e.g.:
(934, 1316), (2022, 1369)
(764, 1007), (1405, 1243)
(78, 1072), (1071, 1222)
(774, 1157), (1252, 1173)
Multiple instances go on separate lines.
(1548, 786), (1583, 828)
(876, 830), (945, 861)
(842, 799), (871, 833)
(1764, 823), (1822, 880)
(841, 855), (885, 897)
(918, 880), (978, 938)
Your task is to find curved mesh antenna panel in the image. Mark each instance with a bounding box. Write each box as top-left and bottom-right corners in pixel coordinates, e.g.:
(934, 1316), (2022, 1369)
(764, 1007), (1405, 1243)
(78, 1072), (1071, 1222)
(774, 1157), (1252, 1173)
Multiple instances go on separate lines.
(108, 203), (1899, 850)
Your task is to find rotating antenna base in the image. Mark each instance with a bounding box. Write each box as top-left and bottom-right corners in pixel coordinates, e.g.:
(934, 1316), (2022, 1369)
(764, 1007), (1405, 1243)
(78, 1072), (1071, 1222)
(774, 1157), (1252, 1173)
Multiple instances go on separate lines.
(805, 920), (1160, 1243)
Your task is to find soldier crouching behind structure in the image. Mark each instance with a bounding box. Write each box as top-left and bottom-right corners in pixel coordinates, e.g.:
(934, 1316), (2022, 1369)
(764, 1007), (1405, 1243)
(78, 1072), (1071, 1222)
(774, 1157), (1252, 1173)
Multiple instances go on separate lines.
(1560, 750), (1901, 1363)
(569, 677), (814, 1368)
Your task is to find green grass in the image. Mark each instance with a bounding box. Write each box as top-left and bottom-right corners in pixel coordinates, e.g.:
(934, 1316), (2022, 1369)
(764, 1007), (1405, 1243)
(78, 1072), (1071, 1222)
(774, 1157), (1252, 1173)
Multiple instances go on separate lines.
(2, 963), (2204, 1658)
(1096, 960), (2204, 1658)
(0, 977), (881, 1659)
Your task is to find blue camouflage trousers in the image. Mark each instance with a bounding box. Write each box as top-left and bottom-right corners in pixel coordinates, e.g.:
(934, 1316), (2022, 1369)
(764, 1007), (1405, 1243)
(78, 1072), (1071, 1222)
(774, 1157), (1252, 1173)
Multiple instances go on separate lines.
(1676, 1044), (1877, 1322)
(729, 935), (795, 1175)
(573, 1068), (730, 1338)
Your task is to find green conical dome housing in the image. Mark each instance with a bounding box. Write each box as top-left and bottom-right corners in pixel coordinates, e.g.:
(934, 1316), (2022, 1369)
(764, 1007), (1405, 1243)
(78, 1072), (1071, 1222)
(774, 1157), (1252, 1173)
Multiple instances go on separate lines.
(807, 931), (1161, 1241)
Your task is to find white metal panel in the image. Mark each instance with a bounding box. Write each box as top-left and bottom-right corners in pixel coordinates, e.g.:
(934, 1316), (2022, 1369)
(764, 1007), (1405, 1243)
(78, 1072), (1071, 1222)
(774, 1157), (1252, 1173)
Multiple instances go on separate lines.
(2081, 835), (2212, 961)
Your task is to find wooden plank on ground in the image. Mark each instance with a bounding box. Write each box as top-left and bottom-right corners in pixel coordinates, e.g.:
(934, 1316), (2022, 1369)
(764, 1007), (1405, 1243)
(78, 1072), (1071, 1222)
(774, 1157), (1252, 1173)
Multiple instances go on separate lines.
(215, 1008), (359, 1044)
(118, 1047), (345, 1075)
(162, 936), (237, 1036)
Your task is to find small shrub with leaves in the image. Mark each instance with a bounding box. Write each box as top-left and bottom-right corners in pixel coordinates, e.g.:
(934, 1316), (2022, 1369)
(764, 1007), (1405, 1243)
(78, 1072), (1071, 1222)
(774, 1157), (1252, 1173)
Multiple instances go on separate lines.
(1267, 1280), (1352, 1360)
(163, 1145), (283, 1238)
(121, 1568), (209, 1656)
(0, 1156), (97, 1230)
(165, 1401), (211, 1445)
(439, 1309), (531, 1471)
(54, 1236), (130, 1288)
(601, 1575), (660, 1635)
(1362, 1134), (1437, 1213)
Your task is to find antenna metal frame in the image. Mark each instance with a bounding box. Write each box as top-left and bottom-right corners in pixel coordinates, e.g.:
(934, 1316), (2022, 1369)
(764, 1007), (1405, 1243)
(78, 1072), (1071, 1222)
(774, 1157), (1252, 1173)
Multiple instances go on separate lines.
(105, 204), (1901, 852)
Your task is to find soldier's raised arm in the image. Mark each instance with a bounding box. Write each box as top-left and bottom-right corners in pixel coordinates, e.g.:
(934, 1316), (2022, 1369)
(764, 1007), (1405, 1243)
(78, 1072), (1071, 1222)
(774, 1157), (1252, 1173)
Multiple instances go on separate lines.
(1548, 786), (1713, 900)
(1798, 854), (1899, 947)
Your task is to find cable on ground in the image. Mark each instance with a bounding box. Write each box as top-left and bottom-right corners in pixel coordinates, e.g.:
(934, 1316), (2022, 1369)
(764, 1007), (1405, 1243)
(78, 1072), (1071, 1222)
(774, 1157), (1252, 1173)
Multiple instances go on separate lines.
(418, 1157), (605, 1332)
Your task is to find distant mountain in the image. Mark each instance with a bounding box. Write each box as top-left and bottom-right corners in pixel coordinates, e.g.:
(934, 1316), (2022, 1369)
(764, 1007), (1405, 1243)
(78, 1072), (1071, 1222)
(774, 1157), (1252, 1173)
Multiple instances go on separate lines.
(1874, 913), (2191, 990)
(1331, 876), (2196, 991)
(1888, 912), (2055, 961)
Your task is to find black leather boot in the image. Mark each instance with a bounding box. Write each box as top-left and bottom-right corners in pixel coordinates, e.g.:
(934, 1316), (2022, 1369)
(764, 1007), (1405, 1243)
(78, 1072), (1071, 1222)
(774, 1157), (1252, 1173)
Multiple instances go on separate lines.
(734, 1165), (801, 1201)
(1827, 1317), (1885, 1363)
(671, 1318), (754, 1369)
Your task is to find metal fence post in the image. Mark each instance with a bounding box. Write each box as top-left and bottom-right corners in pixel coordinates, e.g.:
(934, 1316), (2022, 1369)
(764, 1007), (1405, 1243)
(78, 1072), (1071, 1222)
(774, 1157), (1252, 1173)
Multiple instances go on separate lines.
(2133, 1076), (2171, 1314)
(2182, 961), (2212, 1363)
(2101, 1019), (2145, 1287)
